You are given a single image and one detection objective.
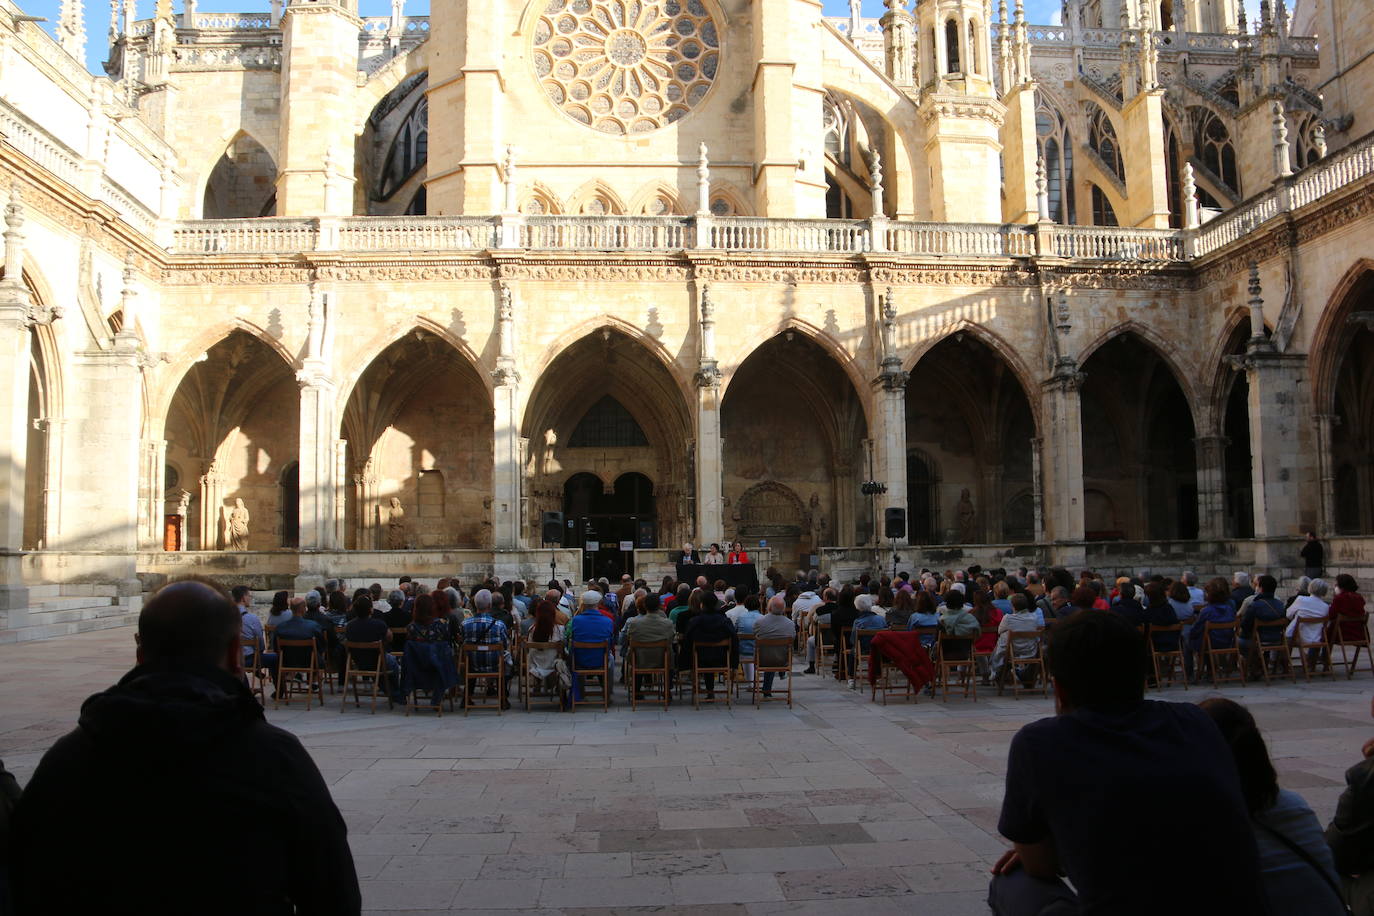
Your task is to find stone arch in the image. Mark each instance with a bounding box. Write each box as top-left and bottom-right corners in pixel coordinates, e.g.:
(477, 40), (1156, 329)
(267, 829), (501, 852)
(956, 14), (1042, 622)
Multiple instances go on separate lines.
(566, 180), (627, 216)
(336, 314), (492, 418)
(722, 317), (870, 425)
(150, 319), (296, 441)
(339, 324), (493, 549)
(162, 329), (300, 550)
(522, 327), (694, 550)
(905, 329), (1039, 544)
(628, 181), (684, 216)
(520, 181), (564, 215)
(706, 182), (751, 216)
(199, 130), (278, 219)
(351, 45), (430, 134)
(722, 330), (871, 552)
(528, 313), (689, 404)
(1313, 261), (1374, 533)
(1079, 326), (1200, 540)
(1078, 320), (1202, 427)
(734, 481), (807, 545)
(1312, 259), (1374, 415)
(902, 320), (1042, 433)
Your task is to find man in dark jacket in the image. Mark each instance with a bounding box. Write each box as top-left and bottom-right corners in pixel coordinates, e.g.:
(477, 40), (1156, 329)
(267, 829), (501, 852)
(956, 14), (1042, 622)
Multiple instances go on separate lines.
(683, 592), (737, 698)
(11, 578), (360, 916)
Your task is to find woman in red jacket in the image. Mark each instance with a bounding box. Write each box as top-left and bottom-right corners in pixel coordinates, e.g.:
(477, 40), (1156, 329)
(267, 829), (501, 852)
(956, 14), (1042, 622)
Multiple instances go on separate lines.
(1331, 574), (1368, 643)
(727, 540), (750, 564)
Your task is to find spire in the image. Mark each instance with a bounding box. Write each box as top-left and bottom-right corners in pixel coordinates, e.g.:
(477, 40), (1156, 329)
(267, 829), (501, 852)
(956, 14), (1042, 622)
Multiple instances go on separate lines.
(4, 184), (27, 293)
(1182, 162), (1199, 229)
(1035, 156), (1050, 221)
(869, 149), (884, 217)
(57, 0), (87, 62)
(502, 145), (518, 214)
(1272, 100), (1292, 178)
(1246, 263), (1273, 351)
(696, 141), (710, 216)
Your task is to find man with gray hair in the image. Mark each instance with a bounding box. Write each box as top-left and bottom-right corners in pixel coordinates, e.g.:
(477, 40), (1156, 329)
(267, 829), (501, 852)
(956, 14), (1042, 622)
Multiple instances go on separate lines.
(754, 595), (797, 697)
(459, 588), (511, 707)
(567, 589), (615, 703)
(384, 589), (410, 628)
(1230, 571), (1254, 610)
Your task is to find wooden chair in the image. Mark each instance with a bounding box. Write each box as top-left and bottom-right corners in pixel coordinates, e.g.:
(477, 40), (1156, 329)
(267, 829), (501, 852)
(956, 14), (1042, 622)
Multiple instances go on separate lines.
(869, 636), (915, 706)
(753, 637), (794, 708)
(733, 633), (756, 698)
(521, 641), (564, 711)
(461, 642), (507, 715)
(340, 640), (390, 714)
(570, 640), (613, 712)
(691, 639), (733, 709)
(1334, 612), (1374, 679)
(974, 624), (999, 679)
(933, 632), (977, 702)
(997, 627), (1048, 699)
(263, 623), (277, 652)
(240, 637), (268, 705)
(1249, 618), (1291, 684)
(850, 626), (885, 689)
(628, 639), (672, 710)
(815, 622), (837, 676)
(275, 639), (325, 710)
(1291, 614), (1336, 681)
(1201, 620), (1245, 688)
(388, 627), (407, 662)
(1149, 623), (1186, 689)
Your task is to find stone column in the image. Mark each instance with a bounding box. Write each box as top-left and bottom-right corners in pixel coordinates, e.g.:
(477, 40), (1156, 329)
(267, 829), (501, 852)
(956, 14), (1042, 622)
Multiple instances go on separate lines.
(353, 462), (379, 550)
(492, 281), (522, 549)
(0, 194), (30, 614)
(1316, 413), (1338, 536)
(874, 288), (908, 544)
(982, 461), (1003, 543)
(297, 282), (337, 550)
(694, 283), (724, 545)
(332, 439), (348, 548)
(1245, 350), (1307, 553)
(1193, 435), (1228, 540)
(1040, 364), (1085, 547)
(1030, 436), (1045, 541)
(198, 460), (225, 549)
(139, 436), (164, 548)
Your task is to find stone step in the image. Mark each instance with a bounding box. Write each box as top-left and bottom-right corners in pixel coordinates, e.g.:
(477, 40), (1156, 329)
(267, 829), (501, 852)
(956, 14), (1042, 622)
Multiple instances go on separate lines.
(25, 584), (60, 600)
(0, 608), (140, 645)
(29, 595), (118, 614)
(26, 602), (128, 626)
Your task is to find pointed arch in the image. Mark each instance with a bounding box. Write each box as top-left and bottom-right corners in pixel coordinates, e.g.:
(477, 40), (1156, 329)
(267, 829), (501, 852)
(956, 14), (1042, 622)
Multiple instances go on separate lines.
(149, 319), (296, 440)
(351, 44), (430, 133)
(528, 313), (689, 403)
(706, 182), (751, 216)
(902, 320), (1043, 434)
(335, 314), (492, 419)
(721, 317), (869, 425)
(200, 130), (278, 219)
(1312, 259), (1374, 415)
(566, 180), (627, 216)
(520, 181), (564, 215)
(1078, 319), (1202, 423)
(628, 181), (684, 216)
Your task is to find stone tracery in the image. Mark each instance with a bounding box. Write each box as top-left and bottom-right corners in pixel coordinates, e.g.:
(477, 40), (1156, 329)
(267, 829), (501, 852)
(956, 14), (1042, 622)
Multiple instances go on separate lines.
(532, 0), (720, 135)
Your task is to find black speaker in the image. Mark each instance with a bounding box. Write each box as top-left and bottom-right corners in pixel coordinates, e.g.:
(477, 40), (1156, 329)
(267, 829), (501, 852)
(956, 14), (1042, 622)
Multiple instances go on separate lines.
(884, 507), (906, 540)
(541, 511), (564, 544)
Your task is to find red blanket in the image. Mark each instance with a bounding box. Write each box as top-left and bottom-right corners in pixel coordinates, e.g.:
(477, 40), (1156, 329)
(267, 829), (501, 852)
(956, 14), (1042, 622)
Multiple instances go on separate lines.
(868, 630), (935, 690)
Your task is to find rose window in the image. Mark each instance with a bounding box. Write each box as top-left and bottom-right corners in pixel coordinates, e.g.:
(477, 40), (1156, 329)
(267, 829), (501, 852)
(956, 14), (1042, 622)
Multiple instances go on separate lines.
(532, 0), (720, 135)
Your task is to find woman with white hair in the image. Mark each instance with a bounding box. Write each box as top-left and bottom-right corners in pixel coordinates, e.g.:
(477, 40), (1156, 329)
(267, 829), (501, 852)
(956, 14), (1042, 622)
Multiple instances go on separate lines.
(1287, 578), (1333, 671)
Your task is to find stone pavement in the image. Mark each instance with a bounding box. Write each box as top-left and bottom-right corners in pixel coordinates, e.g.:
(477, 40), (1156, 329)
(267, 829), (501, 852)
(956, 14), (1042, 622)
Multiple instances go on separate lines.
(3, 628), (1373, 915)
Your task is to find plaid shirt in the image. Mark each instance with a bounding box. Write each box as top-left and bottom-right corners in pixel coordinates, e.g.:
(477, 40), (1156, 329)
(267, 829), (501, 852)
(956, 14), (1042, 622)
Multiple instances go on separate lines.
(459, 613), (510, 672)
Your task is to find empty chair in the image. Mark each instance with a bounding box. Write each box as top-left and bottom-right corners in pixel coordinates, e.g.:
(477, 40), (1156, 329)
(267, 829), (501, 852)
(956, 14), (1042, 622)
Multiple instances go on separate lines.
(340, 640), (390, 714)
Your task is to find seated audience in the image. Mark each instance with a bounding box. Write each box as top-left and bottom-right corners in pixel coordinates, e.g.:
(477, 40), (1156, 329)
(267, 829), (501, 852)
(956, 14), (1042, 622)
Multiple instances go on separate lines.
(1288, 578), (1334, 664)
(1327, 692), (1374, 913)
(11, 578), (360, 914)
(1332, 574), (1369, 645)
(1239, 574), (1286, 655)
(524, 599), (566, 699)
(383, 589), (410, 629)
(754, 595), (797, 697)
(568, 590), (616, 701)
(265, 590), (292, 628)
(1199, 697), (1345, 915)
(683, 592), (737, 698)
(988, 610), (1262, 915)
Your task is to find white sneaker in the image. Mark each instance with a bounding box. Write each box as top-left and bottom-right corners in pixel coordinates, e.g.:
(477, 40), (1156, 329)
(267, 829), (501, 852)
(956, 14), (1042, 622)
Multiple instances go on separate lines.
(847, 679), (856, 689)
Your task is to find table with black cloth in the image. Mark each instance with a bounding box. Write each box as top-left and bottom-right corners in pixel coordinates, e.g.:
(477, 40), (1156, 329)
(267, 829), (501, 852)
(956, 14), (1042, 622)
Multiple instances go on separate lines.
(675, 562), (759, 594)
(867, 630), (935, 691)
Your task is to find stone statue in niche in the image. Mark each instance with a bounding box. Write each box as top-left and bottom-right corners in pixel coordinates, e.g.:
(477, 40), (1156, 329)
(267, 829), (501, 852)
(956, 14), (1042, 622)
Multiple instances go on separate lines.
(808, 492), (827, 550)
(385, 496), (407, 549)
(226, 498), (250, 550)
(956, 488), (977, 543)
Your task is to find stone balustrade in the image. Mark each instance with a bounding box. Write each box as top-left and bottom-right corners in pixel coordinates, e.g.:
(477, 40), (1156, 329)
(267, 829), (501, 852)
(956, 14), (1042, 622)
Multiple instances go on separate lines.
(520, 215), (690, 251)
(1196, 129), (1374, 257)
(1051, 225), (1184, 261)
(0, 101), (82, 188)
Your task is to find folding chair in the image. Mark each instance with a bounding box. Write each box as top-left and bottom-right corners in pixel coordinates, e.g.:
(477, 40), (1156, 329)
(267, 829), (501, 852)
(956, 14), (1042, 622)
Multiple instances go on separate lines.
(753, 637), (794, 707)
(1201, 620), (1245, 688)
(340, 640), (390, 713)
(1291, 614), (1336, 681)
(240, 637), (267, 705)
(571, 640), (612, 711)
(934, 632), (977, 702)
(522, 641), (564, 711)
(851, 627), (884, 689)
(628, 639), (672, 710)
(998, 627), (1048, 699)
(388, 627), (407, 662)
(1249, 618), (1291, 683)
(691, 639), (733, 709)
(275, 639), (325, 710)
(815, 622), (837, 676)
(1149, 623), (1186, 689)
(461, 642), (507, 715)
(733, 633), (756, 698)
(869, 634), (914, 706)
(1334, 612), (1374, 679)
(974, 624), (998, 680)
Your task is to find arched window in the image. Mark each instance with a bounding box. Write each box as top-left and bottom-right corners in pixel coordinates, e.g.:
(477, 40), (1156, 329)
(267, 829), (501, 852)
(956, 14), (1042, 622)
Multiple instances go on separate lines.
(1192, 106), (1240, 198)
(1035, 90), (1076, 224)
(1164, 118), (1184, 228)
(822, 92), (852, 168)
(1158, 0), (1174, 29)
(570, 395), (649, 448)
(377, 97), (428, 201)
(1091, 184), (1119, 226)
(1294, 113), (1325, 168)
(968, 20), (980, 76)
(945, 19), (961, 74)
(1086, 102), (1124, 182)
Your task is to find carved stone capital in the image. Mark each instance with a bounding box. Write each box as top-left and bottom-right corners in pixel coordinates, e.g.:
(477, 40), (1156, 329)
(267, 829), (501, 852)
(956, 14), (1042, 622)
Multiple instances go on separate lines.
(694, 361), (722, 389)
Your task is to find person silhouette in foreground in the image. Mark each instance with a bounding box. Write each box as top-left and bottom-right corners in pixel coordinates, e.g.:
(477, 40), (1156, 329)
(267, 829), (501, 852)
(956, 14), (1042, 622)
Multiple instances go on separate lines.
(11, 577), (360, 916)
(988, 609), (1262, 915)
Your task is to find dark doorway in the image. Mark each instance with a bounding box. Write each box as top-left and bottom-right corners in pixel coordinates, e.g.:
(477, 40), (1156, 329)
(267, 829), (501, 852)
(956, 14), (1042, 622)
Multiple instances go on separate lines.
(563, 472), (655, 580)
(280, 461), (299, 549)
